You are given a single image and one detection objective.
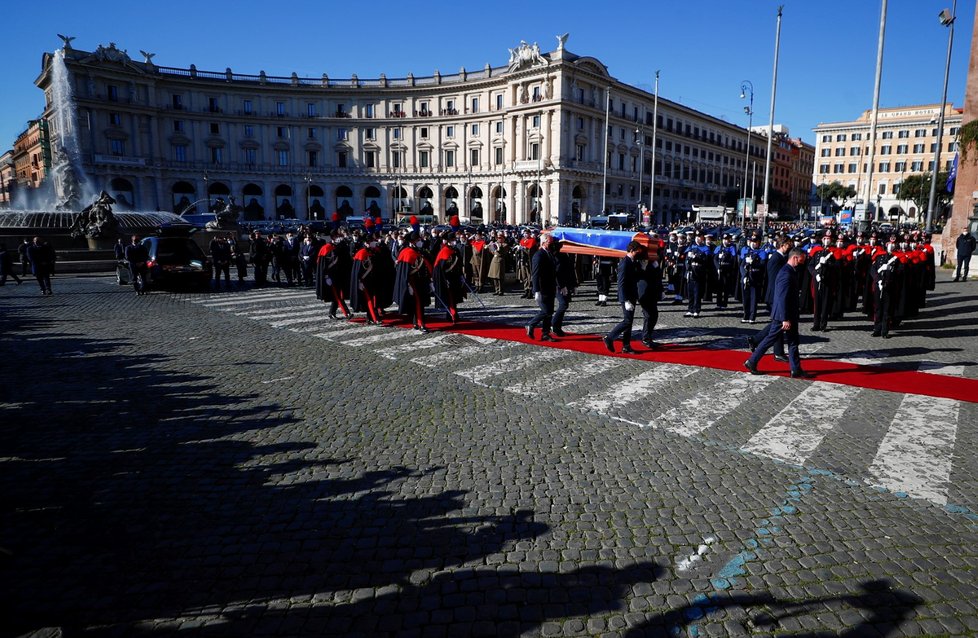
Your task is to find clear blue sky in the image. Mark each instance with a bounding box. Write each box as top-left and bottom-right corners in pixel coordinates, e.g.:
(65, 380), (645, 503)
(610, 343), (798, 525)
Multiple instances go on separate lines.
(2, 0), (974, 150)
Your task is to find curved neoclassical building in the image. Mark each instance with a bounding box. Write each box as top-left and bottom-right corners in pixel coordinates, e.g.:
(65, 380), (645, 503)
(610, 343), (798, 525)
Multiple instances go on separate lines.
(36, 38), (771, 225)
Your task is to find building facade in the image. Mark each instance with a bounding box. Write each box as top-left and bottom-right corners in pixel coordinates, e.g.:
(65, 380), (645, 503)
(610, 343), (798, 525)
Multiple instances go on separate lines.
(11, 120), (49, 195)
(813, 103), (961, 222)
(0, 150), (15, 207)
(34, 39), (786, 226)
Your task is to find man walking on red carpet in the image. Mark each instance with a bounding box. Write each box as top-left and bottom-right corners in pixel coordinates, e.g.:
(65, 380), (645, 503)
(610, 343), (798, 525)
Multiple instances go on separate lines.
(745, 248), (813, 379)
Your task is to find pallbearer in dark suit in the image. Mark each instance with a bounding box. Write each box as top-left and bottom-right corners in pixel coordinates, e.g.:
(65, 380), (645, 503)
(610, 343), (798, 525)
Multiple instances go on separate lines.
(526, 234), (557, 342)
(637, 248), (663, 349)
(603, 241), (642, 354)
(745, 248), (812, 378)
(551, 240), (578, 337)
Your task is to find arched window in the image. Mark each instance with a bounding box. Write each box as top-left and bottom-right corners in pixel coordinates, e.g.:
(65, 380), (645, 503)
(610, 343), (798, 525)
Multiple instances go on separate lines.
(274, 184), (294, 219)
(335, 185), (354, 218)
(171, 181), (196, 214)
(242, 183), (265, 220)
(363, 186), (382, 217)
(110, 178), (134, 210)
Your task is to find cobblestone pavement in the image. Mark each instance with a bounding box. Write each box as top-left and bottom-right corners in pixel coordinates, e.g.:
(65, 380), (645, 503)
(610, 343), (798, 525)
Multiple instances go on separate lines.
(2, 270), (978, 637)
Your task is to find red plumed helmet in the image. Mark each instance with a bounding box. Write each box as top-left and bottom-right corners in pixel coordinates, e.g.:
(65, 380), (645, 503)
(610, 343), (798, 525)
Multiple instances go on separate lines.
(331, 212), (340, 221)
(409, 215), (418, 225)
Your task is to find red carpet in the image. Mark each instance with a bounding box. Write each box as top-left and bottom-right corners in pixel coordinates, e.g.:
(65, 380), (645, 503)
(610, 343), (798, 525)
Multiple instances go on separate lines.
(357, 316), (978, 405)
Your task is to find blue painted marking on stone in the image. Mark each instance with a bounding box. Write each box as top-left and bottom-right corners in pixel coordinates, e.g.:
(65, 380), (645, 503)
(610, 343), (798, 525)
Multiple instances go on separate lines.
(710, 577), (730, 590)
(781, 505), (797, 514)
(894, 491), (909, 499)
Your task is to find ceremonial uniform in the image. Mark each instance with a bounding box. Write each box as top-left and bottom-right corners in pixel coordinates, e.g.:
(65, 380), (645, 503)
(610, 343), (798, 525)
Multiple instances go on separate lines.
(316, 239), (352, 319)
(469, 236), (491, 292)
(516, 234), (538, 298)
(593, 255), (615, 306)
(739, 237), (767, 323)
(683, 235), (712, 317)
(808, 236), (839, 331)
(870, 246), (902, 338)
(393, 239), (432, 332)
(433, 237), (466, 324)
(713, 235), (738, 309)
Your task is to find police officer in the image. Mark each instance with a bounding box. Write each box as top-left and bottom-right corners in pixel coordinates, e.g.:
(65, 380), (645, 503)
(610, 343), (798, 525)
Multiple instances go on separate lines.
(739, 231), (767, 323)
(683, 231), (711, 317)
(714, 233), (738, 310)
(124, 235), (149, 295)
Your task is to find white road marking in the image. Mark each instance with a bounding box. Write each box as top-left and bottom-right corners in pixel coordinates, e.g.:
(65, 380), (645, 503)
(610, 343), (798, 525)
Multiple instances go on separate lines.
(236, 304), (323, 317)
(868, 395), (960, 505)
(456, 350), (572, 386)
(261, 376), (295, 384)
(741, 383), (859, 465)
(270, 314), (338, 328)
(570, 364), (695, 415)
(916, 362), (967, 377)
(658, 375), (778, 436)
(412, 344), (513, 368)
(505, 358), (621, 396)
(376, 333), (458, 360)
(197, 292), (311, 307)
(339, 329), (422, 348)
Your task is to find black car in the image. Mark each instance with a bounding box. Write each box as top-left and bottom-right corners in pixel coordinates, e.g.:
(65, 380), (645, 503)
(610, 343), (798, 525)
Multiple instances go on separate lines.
(119, 227), (211, 290)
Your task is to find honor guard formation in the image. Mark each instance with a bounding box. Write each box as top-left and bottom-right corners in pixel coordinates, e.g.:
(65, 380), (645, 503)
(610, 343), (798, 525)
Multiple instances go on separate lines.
(115, 213), (958, 378)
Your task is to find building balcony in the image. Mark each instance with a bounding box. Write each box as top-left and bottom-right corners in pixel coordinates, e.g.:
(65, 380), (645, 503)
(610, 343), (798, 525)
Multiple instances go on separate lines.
(94, 154), (147, 166)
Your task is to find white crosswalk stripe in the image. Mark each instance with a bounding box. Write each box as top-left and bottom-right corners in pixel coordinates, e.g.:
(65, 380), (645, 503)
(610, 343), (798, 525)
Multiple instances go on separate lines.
(915, 362), (967, 377)
(570, 364), (696, 425)
(657, 375), (778, 437)
(456, 349), (572, 386)
(339, 329), (423, 348)
(271, 314), (344, 328)
(505, 358), (620, 396)
(197, 292), (311, 307)
(236, 304), (324, 317)
(412, 343), (514, 368)
(740, 383), (859, 465)
(868, 395), (960, 505)
(376, 333), (459, 360)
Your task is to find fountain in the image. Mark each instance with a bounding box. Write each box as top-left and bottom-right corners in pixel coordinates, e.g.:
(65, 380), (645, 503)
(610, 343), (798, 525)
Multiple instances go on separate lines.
(0, 42), (192, 259)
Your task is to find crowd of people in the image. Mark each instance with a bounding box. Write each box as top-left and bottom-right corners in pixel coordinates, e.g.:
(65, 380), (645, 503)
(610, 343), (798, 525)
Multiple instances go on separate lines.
(0, 237), (56, 294)
(199, 217), (945, 356)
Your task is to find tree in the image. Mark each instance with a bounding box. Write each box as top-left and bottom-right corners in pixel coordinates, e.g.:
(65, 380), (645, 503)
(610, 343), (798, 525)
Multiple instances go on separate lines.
(814, 181), (856, 212)
(896, 172), (950, 217)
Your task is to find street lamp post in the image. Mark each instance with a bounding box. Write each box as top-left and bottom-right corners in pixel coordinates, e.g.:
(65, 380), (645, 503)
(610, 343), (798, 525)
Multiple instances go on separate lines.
(926, 1), (957, 234)
(762, 5), (784, 236)
(740, 80), (754, 230)
(650, 71), (660, 224)
(635, 128), (643, 217)
(203, 172), (210, 213)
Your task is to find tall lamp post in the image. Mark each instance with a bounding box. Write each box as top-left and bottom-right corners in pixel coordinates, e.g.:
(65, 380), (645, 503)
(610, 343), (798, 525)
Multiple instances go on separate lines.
(635, 128), (643, 217)
(762, 5), (784, 236)
(926, 1), (957, 234)
(203, 172), (210, 213)
(740, 80), (754, 230)
(650, 71), (660, 224)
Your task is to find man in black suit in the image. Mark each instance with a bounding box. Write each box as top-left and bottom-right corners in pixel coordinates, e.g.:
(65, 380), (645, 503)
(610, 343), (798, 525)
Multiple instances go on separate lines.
(748, 236), (792, 361)
(26, 236), (56, 295)
(526, 234), (557, 342)
(745, 248), (812, 378)
(551, 240), (578, 337)
(603, 241), (642, 354)
(637, 247), (663, 349)
(124, 235), (150, 295)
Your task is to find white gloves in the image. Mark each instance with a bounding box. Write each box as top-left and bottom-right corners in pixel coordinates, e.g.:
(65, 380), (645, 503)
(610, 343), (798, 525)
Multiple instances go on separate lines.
(743, 277), (749, 286)
(815, 274), (822, 284)
(534, 291), (542, 301)
(624, 301), (635, 311)
(878, 281), (884, 291)
(878, 263), (889, 273)
(746, 256), (753, 264)
(325, 276), (333, 286)
(429, 282), (435, 292)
